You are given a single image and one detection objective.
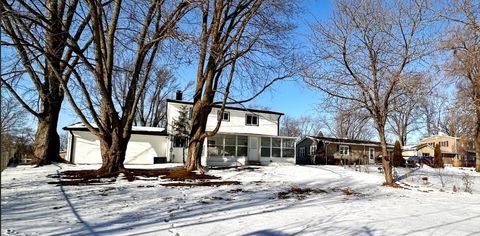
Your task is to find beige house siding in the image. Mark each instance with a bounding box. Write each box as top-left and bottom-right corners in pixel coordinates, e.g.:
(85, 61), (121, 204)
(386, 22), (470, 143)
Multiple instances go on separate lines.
(419, 135), (459, 156)
(325, 144), (390, 164)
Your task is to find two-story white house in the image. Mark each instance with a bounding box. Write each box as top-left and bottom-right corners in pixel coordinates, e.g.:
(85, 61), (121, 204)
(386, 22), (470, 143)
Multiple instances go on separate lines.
(166, 98), (297, 167)
(64, 93), (297, 167)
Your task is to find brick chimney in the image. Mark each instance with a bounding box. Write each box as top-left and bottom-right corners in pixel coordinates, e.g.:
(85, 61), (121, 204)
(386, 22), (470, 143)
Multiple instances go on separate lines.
(175, 90), (183, 100)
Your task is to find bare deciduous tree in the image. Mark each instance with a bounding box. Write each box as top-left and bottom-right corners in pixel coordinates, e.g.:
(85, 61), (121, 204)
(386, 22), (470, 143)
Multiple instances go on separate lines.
(418, 91), (448, 137)
(58, 0), (192, 174)
(113, 66), (183, 128)
(280, 115), (320, 138)
(185, 0), (298, 172)
(306, 0), (433, 185)
(388, 74), (431, 146)
(439, 0), (480, 171)
(325, 107), (373, 141)
(0, 94), (27, 134)
(1, 0), (86, 165)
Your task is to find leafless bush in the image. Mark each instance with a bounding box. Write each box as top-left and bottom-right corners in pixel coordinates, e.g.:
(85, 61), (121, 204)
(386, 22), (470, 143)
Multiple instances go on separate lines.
(462, 173), (474, 193)
(436, 169), (446, 188)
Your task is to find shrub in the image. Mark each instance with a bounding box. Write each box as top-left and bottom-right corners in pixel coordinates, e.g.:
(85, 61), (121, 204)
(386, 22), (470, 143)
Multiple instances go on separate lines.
(433, 143), (444, 168)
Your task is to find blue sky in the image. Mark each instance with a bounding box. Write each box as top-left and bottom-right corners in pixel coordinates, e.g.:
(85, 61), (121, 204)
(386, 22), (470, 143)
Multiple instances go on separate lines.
(7, 0), (433, 144)
(57, 1), (334, 131)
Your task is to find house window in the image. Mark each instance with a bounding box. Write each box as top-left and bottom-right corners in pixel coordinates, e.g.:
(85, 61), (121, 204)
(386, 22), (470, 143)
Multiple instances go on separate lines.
(224, 135), (236, 156)
(261, 137), (271, 157)
(237, 136), (248, 156)
(272, 138), (281, 157)
(299, 147), (305, 157)
(282, 139), (295, 158)
(339, 145), (349, 155)
(246, 114), (259, 126)
(207, 135), (223, 156)
(173, 137), (187, 148)
(217, 110), (230, 122)
(208, 135), (249, 157)
(310, 145), (316, 156)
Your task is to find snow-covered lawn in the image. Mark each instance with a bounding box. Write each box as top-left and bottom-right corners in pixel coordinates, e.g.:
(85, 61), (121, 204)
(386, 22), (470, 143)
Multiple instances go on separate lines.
(2, 163), (480, 236)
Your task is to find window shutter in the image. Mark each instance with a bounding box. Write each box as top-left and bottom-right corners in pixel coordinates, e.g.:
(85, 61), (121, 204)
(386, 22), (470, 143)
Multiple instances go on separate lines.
(349, 146), (352, 155)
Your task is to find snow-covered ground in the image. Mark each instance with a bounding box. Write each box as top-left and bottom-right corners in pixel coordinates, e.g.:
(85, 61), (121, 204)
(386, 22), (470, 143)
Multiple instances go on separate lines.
(2, 163), (480, 236)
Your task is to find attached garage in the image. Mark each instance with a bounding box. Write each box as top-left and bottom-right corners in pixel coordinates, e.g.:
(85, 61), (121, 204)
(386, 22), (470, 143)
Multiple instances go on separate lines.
(64, 123), (168, 165)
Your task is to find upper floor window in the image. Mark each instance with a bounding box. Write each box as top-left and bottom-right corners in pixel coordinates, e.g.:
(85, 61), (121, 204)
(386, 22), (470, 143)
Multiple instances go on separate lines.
(218, 111), (230, 122)
(245, 114), (259, 126)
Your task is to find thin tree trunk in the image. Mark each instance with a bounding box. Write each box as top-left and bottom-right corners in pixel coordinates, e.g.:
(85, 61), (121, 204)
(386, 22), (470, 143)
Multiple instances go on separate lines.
(32, 97), (65, 165)
(379, 130), (394, 185)
(476, 112), (480, 172)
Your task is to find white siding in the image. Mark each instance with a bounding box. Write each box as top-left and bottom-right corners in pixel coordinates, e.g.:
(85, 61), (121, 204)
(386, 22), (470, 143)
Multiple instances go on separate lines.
(167, 102), (280, 136)
(70, 131), (167, 164)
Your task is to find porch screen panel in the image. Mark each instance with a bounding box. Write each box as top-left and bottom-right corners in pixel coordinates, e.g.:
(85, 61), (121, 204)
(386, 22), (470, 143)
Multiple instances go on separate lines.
(282, 138), (295, 158)
(237, 136), (248, 156)
(261, 137), (271, 157)
(207, 135), (224, 156)
(272, 138), (281, 157)
(224, 135), (236, 156)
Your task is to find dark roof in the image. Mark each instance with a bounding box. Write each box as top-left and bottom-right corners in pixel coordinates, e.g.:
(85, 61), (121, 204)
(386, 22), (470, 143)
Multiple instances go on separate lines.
(63, 123), (168, 136)
(308, 136), (394, 147)
(166, 99), (284, 116)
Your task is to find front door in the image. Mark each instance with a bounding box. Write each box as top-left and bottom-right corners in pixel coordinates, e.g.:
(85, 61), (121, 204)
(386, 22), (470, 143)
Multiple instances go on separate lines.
(248, 137), (259, 162)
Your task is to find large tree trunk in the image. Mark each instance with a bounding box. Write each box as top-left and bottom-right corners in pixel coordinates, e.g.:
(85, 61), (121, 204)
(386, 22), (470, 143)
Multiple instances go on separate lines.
(379, 130), (394, 185)
(32, 96), (65, 165)
(185, 101), (211, 172)
(97, 132), (128, 174)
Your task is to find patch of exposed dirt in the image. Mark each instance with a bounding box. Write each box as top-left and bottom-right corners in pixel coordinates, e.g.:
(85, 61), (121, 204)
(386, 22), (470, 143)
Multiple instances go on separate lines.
(340, 187), (363, 196)
(160, 180), (240, 187)
(208, 166), (260, 171)
(278, 187), (327, 200)
(47, 167), (224, 186)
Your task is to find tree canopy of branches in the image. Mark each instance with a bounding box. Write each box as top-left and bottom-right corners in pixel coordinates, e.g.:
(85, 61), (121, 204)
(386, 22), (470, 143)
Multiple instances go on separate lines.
(387, 74), (431, 146)
(113, 66), (182, 128)
(56, 0), (192, 174)
(323, 106), (373, 141)
(279, 115), (320, 138)
(185, 0), (298, 172)
(306, 0), (433, 185)
(1, 0), (86, 165)
(439, 0), (480, 171)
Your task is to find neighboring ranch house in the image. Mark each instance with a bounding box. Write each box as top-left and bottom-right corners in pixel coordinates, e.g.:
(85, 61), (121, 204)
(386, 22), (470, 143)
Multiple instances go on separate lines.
(64, 94), (297, 167)
(296, 136), (394, 165)
(403, 134), (476, 167)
